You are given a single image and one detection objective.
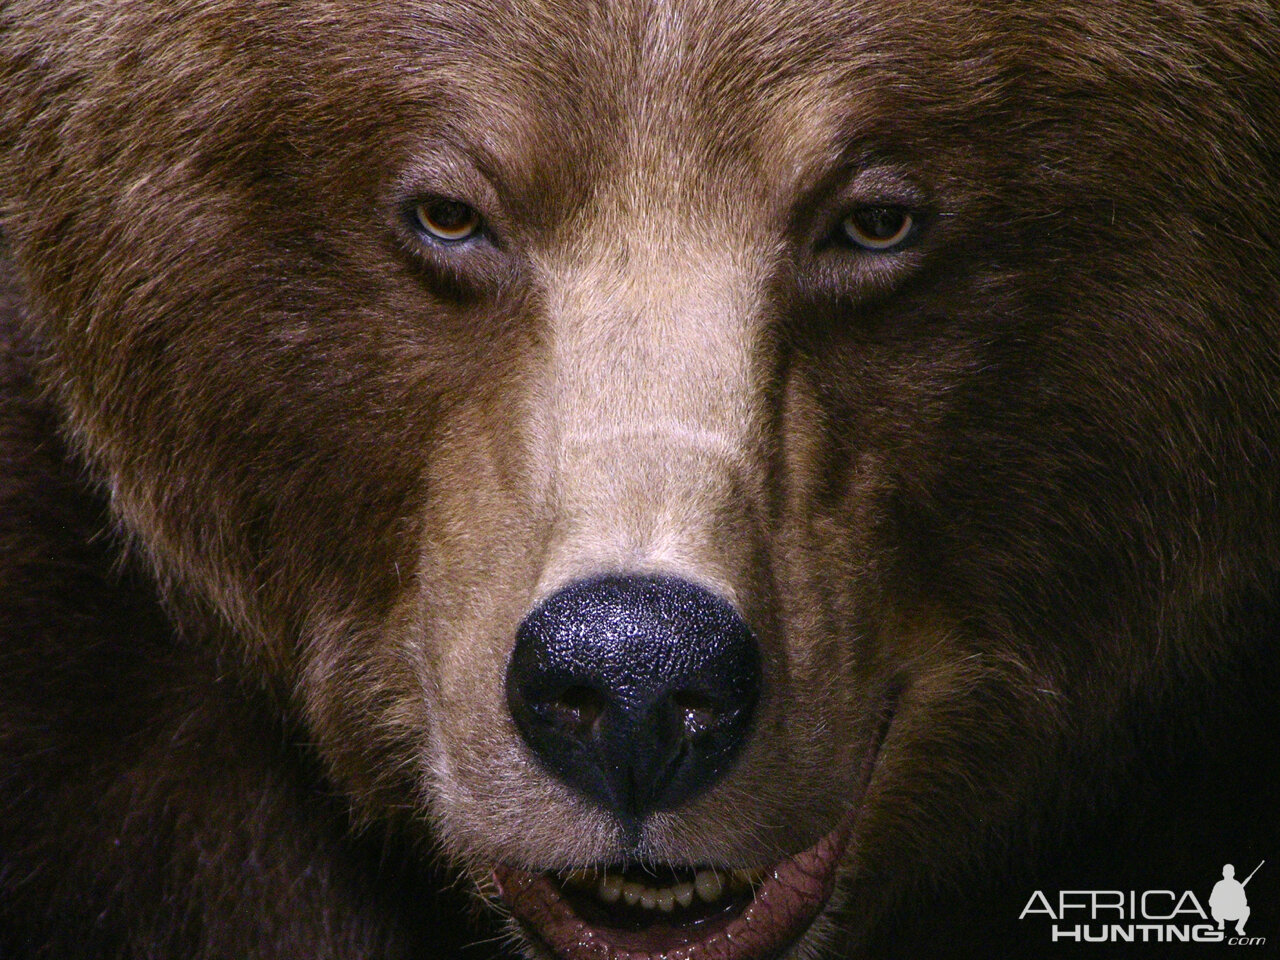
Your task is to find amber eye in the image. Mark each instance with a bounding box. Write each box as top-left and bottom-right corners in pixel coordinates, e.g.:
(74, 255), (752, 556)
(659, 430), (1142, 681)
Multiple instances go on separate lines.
(841, 206), (916, 251)
(413, 198), (482, 243)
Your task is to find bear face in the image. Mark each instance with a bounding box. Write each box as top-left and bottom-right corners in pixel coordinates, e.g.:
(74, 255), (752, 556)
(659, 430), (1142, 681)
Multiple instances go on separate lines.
(1, 1), (1278, 958)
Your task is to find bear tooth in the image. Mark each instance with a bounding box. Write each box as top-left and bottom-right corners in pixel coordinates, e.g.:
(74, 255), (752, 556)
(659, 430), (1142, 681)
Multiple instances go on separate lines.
(591, 872), (728, 910)
(694, 869), (724, 902)
(732, 867), (768, 887)
(597, 874), (623, 903)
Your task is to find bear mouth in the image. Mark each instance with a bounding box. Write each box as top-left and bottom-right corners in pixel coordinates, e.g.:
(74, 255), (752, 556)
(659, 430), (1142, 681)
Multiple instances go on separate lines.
(493, 815), (853, 960)
(492, 690), (899, 960)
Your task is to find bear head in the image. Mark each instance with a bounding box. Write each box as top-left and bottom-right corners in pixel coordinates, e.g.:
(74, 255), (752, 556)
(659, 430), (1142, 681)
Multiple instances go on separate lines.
(1, 1), (1278, 957)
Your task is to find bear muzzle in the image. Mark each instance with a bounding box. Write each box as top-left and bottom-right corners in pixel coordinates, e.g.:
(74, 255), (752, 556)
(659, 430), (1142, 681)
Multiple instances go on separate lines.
(492, 574), (890, 960)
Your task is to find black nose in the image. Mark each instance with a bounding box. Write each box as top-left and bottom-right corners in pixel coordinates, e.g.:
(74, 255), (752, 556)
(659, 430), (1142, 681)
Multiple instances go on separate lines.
(506, 574), (762, 825)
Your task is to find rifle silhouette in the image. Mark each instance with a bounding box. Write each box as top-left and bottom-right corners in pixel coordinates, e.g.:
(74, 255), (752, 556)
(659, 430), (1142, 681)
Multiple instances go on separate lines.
(1242, 860), (1265, 887)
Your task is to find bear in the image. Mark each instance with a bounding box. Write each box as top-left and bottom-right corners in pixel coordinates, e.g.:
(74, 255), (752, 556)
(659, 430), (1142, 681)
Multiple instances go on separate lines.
(1, 0), (1278, 958)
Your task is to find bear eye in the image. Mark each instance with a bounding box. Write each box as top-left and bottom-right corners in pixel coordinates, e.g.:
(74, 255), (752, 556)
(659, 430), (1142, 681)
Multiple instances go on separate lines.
(841, 206), (916, 251)
(412, 198), (483, 243)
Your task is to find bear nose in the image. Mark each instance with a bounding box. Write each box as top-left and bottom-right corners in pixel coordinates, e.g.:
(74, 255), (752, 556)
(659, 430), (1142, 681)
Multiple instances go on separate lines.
(506, 574), (762, 826)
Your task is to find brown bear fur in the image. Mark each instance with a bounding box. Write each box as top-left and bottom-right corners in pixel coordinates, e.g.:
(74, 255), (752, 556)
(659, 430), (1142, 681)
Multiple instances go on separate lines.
(1, 0), (1278, 957)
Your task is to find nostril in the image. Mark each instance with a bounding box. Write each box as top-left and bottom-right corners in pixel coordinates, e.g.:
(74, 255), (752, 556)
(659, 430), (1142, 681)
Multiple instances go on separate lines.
(529, 685), (609, 742)
(670, 691), (728, 741)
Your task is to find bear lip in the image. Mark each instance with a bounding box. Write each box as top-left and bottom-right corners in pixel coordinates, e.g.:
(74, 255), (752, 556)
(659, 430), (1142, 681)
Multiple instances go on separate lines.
(492, 816), (854, 960)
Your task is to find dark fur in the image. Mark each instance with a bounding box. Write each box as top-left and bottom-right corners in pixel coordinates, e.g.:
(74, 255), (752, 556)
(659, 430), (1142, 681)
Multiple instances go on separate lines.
(1, 1), (1279, 957)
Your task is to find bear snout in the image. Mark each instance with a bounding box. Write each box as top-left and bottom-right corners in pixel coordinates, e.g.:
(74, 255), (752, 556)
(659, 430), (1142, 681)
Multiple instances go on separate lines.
(505, 574), (762, 829)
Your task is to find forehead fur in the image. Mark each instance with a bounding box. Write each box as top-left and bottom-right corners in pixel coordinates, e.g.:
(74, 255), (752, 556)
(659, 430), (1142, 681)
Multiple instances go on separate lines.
(7, 0), (1269, 252)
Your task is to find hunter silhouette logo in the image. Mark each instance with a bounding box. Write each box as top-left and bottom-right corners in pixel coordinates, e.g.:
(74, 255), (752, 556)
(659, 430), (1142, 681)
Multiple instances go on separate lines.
(1018, 860), (1267, 946)
(1210, 862), (1263, 937)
